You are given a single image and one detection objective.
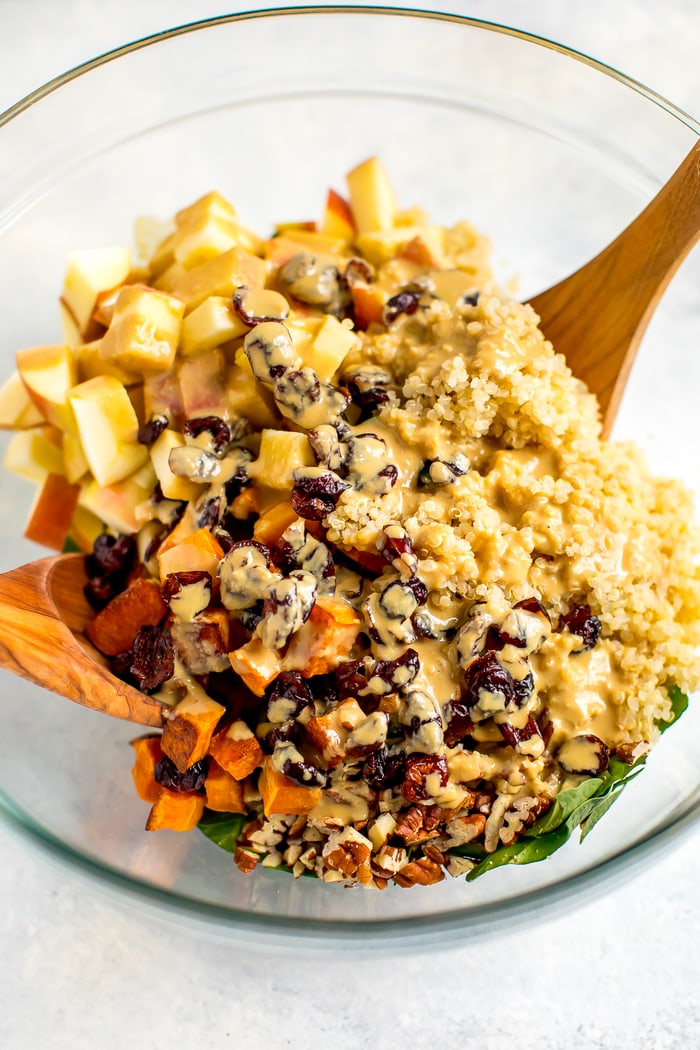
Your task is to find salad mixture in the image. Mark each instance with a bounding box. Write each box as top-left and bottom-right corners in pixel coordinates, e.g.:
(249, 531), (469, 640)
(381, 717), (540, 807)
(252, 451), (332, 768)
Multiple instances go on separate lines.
(3, 158), (699, 888)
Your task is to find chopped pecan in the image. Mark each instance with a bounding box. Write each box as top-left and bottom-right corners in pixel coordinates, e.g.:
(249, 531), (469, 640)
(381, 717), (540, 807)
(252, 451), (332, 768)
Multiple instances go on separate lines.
(234, 846), (260, 874)
(394, 855), (445, 887)
(322, 828), (373, 885)
(394, 804), (444, 846)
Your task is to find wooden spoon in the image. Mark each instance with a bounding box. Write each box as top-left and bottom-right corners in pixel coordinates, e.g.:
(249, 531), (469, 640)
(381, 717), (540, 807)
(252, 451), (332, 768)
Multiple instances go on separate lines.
(0, 553), (165, 726)
(1, 141), (699, 726)
(530, 138), (700, 437)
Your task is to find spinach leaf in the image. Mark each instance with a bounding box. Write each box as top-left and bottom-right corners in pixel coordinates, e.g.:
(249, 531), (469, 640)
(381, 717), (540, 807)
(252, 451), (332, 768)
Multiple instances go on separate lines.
(656, 684), (689, 733)
(61, 535), (82, 554)
(198, 809), (246, 853)
(452, 688), (689, 882)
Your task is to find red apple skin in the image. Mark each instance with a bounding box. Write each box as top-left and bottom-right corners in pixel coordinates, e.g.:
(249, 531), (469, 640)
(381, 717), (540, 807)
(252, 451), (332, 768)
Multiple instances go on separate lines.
(24, 473), (80, 550)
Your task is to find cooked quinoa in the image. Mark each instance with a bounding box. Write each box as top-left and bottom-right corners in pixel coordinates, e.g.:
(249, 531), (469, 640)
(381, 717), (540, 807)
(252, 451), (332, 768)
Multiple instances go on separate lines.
(9, 158), (700, 888)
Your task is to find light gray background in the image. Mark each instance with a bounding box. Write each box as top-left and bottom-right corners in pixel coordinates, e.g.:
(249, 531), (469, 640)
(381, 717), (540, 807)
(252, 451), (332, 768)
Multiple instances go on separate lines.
(1, 3), (699, 1048)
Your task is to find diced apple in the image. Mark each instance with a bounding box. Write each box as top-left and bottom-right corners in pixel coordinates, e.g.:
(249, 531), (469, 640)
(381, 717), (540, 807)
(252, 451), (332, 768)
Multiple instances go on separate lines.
(62, 428), (89, 483)
(320, 188), (356, 242)
(179, 295), (249, 356)
(170, 247), (267, 313)
(76, 339), (140, 385)
(79, 470), (155, 534)
(3, 425), (65, 482)
(69, 375), (148, 486)
(177, 349), (228, 419)
(355, 224), (446, 268)
(58, 299), (84, 349)
(143, 369), (184, 430)
(350, 284), (387, 329)
(149, 428), (202, 502)
(62, 245), (131, 334)
(172, 193), (241, 269)
(69, 505), (104, 551)
(100, 285), (185, 375)
(226, 361), (280, 430)
(16, 344), (77, 430)
(247, 429), (315, 491)
(24, 472), (80, 550)
(301, 315), (360, 381)
(346, 156), (397, 236)
(0, 370), (45, 429)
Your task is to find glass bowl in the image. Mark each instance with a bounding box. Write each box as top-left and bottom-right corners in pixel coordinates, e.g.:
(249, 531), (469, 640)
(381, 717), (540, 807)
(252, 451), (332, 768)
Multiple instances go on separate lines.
(1, 6), (699, 949)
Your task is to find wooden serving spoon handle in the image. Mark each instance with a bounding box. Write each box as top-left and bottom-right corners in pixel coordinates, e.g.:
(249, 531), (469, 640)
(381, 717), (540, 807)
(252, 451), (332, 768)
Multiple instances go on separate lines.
(0, 554), (165, 726)
(530, 139), (700, 436)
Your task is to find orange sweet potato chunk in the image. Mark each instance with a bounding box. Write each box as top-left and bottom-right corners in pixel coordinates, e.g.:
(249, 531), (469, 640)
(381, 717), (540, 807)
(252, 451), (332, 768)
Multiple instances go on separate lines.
(204, 759), (246, 813)
(259, 756), (321, 817)
(157, 527), (224, 582)
(283, 596), (362, 677)
(252, 501), (299, 545)
(229, 636), (283, 697)
(160, 693), (226, 773)
(130, 734), (163, 803)
(209, 721), (264, 780)
(86, 577), (167, 656)
(146, 788), (205, 831)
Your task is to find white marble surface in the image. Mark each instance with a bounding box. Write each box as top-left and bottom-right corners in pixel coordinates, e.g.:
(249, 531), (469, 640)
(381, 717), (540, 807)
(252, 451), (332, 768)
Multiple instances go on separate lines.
(1, 3), (700, 1048)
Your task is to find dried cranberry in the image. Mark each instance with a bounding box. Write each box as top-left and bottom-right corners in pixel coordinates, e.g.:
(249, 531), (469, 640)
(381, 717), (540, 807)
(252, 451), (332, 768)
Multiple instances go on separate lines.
(377, 527), (414, 567)
(402, 753), (449, 802)
(335, 658), (370, 698)
(154, 755), (209, 794)
(405, 576), (428, 606)
(264, 721), (299, 751)
(444, 700), (474, 747)
(128, 624), (175, 692)
(162, 570), (212, 605)
(87, 533), (136, 579)
(223, 466), (250, 505)
(84, 575), (119, 611)
(461, 651), (518, 718)
(376, 464), (398, 488)
(558, 604), (602, 650)
(137, 414), (168, 445)
(306, 673), (339, 707)
(461, 292), (480, 307)
(514, 596), (548, 617)
(282, 757), (328, 788)
(513, 669), (535, 707)
(266, 671), (313, 722)
(197, 497), (221, 529)
(383, 289), (421, 325)
(498, 716), (541, 749)
(362, 747), (406, 791)
(347, 380), (390, 413)
(369, 648), (420, 694)
(183, 416), (231, 455)
(226, 538), (272, 567)
(291, 471), (350, 521)
(237, 602), (263, 631)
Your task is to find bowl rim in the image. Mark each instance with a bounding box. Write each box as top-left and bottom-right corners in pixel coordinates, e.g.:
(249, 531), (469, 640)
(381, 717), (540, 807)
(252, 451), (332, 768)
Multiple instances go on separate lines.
(1, 4), (699, 944)
(1, 4), (699, 135)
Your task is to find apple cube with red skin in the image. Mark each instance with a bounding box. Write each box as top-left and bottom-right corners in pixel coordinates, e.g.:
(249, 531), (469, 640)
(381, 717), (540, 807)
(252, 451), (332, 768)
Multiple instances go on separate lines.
(321, 189), (355, 242)
(24, 472), (80, 550)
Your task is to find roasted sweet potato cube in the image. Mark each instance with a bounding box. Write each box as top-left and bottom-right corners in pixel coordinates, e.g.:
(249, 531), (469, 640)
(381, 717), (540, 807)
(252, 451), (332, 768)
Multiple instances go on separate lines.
(131, 734), (163, 803)
(259, 756), (321, 817)
(252, 501), (300, 545)
(160, 692), (226, 773)
(283, 596), (362, 676)
(209, 720), (264, 780)
(305, 700), (365, 768)
(157, 526), (225, 582)
(146, 788), (205, 831)
(229, 636), (283, 697)
(86, 577), (167, 657)
(204, 759), (247, 813)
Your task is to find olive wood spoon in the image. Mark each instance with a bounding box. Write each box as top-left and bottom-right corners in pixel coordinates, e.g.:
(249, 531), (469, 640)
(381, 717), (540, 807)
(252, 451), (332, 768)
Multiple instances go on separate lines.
(1, 143), (700, 726)
(529, 138), (700, 437)
(0, 553), (165, 726)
